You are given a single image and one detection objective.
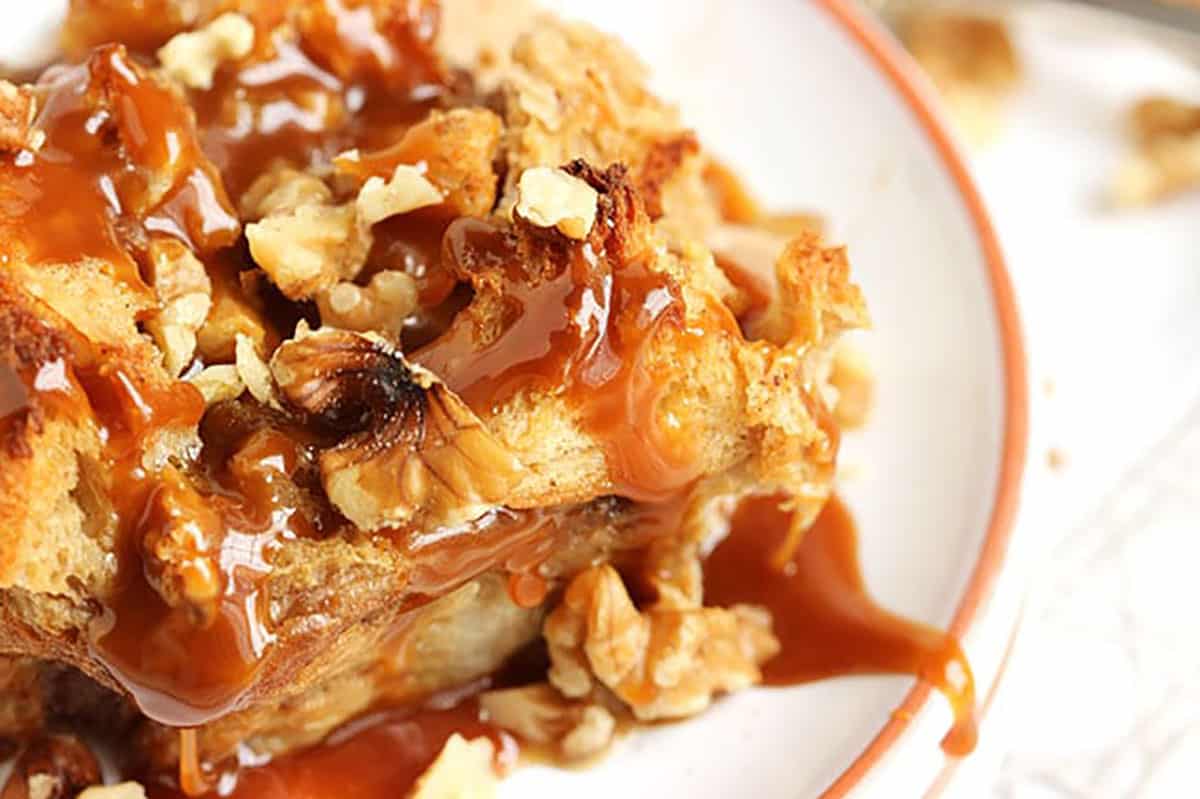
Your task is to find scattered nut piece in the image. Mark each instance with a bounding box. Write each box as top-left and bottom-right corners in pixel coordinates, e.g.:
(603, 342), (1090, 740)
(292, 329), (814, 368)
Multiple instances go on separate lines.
(143, 239), (213, 376)
(829, 345), (873, 430)
(157, 13), (255, 90)
(235, 333), (279, 409)
(480, 684), (615, 761)
(316, 271), (419, 335)
(246, 202), (370, 300)
(514, 167), (599, 239)
(0, 80), (39, 153)
(76, 784), (146, 799)
(1112, 96), (1200, 207)
(271, 327), (526, 529)
(356, 164), (444, 228)
(139, 469), (223, 624)
(1047, 448), (1068, 471)
(902, 13), (1021, 147)
(240, 165), (334, 221)
(407, 734), (497, 799)
(544, 564), (779, 721)
(188, 364), (244, 405)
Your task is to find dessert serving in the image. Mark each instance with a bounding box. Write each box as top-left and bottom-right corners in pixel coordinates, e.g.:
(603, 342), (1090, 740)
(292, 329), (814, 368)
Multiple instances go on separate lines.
(0, 1), (977, 796)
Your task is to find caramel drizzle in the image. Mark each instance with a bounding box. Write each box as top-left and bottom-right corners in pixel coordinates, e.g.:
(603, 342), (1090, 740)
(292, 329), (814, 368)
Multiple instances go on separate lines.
(414, 218), (702, 502)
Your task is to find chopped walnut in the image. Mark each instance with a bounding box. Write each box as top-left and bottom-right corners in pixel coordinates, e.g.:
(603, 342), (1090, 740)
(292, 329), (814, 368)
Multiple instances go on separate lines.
(355, 164), (443, 228)
(196, 290), (269, 363)
(514, 167), (599, 240)
(480, 684), (616, 761)
(0, 80), (40, 153)
(0, 734), (101, 799)
(245, 201), (371, 300)
(1112, 96), (1200, 207)
(76, 785), (146, 799)
(315, 271), (419, 335)
(157, 13), (255, 90)
(235, 333), (280, 409)
(408, 734), (497, 799)
(245, 159), (443, 301)
(270, 327), (526, 530)
(829, 345), (873, 430)
(187, 364), (244, 405)
(139, 469), (222, 624)
(142, 239), (213, 376)
(544, 565), (779, 721)
(901, 13), (1021, 146)
(240, 165), (334, 221)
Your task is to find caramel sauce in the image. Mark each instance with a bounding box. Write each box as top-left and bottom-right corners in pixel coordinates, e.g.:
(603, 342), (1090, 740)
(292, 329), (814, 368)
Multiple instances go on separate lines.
(402, 507), (562, 601)
(415, 219), (701, 501)
(0, 47), (238, 294)
(191, 2), (442, 199)
(8, 3), (979, 787)
(704, 494), (978, 755)
(366, 207), (458, 307)
(146, 700), (515, 799)
(95, 417), (343, 727)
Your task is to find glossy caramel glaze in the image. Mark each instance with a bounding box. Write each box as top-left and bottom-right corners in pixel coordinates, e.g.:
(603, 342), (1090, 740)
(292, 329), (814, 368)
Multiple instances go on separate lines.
(0, 0), (457, 732)
(146, 700), (515, 799)
(415, 218), (701, 501)
(184, 0), (443, 196)
(704, 494), (978, 755)
(0, 47), (239, 294)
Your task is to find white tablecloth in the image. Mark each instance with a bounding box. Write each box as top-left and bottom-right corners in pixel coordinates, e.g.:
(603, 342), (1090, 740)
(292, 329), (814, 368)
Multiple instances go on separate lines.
(938, 9), (1200, 798)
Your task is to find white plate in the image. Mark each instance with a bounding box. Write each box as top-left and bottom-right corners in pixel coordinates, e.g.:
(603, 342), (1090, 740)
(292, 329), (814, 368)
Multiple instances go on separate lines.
(0, 2), (1028, 796)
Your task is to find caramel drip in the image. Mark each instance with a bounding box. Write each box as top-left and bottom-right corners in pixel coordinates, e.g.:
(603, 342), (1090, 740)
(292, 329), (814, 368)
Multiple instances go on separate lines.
(704, 495), (978, 755)
(178, 729), (207, 797)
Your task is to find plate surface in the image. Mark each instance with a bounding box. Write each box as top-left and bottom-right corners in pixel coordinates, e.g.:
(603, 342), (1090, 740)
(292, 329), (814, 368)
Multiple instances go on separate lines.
(0, 2), (1028, 796)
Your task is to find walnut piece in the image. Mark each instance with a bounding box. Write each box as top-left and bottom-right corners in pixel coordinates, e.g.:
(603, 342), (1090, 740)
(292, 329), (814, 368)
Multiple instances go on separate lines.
(187, 364), (244, 405)
(514, 167), (599, 239)
(138, 469), (222, 624)
(143, 239), (213, 376)
(544, 564), (779, 721)
(479, 684), (615, 761)
(245, 202), (370, 300)
(240, 165), (334, 221)
(355, 164), (444, 228)
(235, 333), (280, 409)
(270, 327), (526, 530)
(245, 160), (442, 301)
(407, 734), (497, 799)
(316, 271), (419, 335)
(157, 13), (255, 90)
(902, 13), (1021, 146)
(1112, 96), (1200, 207)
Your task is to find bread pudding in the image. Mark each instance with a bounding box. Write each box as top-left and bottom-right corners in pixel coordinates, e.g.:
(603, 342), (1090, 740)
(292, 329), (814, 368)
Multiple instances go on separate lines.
(0, 2), (975, 796)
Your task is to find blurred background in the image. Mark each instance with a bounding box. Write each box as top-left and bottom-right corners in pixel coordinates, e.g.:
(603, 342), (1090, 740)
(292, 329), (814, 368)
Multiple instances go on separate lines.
(878, 3), (1200, 796)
